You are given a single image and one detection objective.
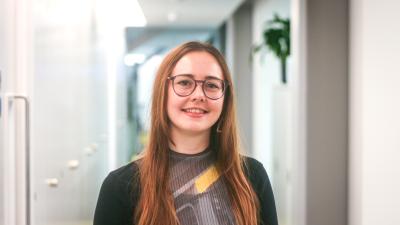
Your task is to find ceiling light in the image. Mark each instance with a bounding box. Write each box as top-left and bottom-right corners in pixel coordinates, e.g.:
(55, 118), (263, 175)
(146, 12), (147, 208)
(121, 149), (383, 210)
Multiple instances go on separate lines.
(167, 12), (177, 22)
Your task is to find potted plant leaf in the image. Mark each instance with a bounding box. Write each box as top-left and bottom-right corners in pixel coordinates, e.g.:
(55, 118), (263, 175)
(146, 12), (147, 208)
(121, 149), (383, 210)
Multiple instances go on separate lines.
(253, 14), (290, 84)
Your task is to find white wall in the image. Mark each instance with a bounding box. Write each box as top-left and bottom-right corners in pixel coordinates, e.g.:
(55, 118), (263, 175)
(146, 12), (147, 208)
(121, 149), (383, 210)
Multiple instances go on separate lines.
(252, 0), (291, 174)
(252, 0), (291, 224)
(350, 0), (400, 225)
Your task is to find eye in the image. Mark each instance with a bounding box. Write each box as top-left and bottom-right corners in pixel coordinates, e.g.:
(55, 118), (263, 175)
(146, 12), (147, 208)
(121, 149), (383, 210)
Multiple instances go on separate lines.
(205, 81), (221, 89)
(178, 80), (189, 86)
(175, 78), (194, 88)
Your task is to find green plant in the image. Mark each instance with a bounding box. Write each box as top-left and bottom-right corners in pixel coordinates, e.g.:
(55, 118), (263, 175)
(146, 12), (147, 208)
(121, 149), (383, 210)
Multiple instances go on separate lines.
(253, 14), (290, 84)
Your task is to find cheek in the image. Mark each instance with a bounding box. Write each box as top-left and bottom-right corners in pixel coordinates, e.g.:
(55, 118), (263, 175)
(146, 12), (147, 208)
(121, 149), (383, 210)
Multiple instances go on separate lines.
(211, 98), (224, 116)
(167, 88), (174, 114)
(167, 86), (182, 116)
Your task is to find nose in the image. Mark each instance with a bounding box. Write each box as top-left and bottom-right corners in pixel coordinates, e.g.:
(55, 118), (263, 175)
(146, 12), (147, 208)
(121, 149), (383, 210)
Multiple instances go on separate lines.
(191, 81), (206, 101)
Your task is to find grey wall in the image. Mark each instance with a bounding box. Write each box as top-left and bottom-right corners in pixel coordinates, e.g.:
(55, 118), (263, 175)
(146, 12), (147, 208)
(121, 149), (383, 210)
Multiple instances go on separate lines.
(305, 0), (349, 225)
(229, 3), (254, 153)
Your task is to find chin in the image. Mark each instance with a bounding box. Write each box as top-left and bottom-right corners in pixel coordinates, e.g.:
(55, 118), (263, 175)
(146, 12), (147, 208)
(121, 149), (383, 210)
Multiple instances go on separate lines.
(186, 127), (210, 133)
(179, 125), (212, 134)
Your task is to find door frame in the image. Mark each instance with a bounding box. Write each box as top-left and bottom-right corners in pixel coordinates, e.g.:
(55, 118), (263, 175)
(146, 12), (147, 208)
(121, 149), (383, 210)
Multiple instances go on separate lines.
(0, 0), (33, 224)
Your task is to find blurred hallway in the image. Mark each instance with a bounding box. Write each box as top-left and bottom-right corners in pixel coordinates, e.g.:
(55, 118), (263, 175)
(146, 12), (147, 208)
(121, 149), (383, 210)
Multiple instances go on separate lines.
(1, 0), (400, 225)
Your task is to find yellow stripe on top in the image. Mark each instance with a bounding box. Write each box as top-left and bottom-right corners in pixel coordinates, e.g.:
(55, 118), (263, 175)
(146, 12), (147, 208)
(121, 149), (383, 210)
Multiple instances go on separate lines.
(195, 165), (221, 193)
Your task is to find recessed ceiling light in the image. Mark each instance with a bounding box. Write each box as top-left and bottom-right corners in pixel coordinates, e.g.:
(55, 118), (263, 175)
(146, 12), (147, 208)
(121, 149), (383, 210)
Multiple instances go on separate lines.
(167, 12), (177, 22)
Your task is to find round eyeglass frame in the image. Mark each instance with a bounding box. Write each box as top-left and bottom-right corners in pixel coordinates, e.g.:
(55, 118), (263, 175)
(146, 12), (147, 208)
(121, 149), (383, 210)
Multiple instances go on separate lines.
(167, 75), (228, 100)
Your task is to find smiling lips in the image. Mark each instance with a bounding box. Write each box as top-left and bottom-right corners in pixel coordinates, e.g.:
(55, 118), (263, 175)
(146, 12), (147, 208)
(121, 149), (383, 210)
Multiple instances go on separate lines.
(182, 107), (208, 117)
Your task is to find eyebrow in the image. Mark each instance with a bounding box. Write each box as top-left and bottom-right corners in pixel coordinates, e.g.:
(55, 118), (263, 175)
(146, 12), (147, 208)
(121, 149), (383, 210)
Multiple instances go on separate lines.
(173, 73), (223, 80)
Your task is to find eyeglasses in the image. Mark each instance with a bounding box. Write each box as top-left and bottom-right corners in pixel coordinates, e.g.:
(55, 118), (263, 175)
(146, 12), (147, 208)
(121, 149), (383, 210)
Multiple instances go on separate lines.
(167, 74), (228, 100)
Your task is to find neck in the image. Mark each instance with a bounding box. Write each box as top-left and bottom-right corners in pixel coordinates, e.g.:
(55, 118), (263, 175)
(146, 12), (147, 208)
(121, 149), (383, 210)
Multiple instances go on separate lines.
(169, 127), (210, 155)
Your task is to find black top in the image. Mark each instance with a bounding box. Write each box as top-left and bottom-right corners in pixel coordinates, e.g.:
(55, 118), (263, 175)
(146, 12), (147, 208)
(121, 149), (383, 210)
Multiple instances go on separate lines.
(93, 154), (278, 225)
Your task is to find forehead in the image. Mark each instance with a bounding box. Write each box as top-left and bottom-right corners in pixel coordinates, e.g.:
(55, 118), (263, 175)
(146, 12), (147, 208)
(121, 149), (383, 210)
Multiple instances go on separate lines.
(172, 51), (224, 79)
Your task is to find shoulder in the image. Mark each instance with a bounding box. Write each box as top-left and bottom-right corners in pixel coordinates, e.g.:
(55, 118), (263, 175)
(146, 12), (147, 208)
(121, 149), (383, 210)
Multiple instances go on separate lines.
(101, 160), (141, 200)
(107, 160), (140, 184)
(241, 155), (268, 178)
(240, 155), (271, 192)
(94, 161), (141, 225)
(241, 155), (264, 170)
(104, 161), (139, 190)
(240, 156), (279, 225)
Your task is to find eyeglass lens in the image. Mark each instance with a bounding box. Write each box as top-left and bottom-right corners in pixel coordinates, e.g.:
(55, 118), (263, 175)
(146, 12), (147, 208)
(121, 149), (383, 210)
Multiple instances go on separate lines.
(172, 75), (225, 99)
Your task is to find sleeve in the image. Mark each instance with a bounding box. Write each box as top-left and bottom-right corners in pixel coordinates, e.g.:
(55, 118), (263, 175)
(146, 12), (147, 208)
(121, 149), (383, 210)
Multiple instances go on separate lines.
(256, 163), (278, 225)
(93, 172), (132, 225)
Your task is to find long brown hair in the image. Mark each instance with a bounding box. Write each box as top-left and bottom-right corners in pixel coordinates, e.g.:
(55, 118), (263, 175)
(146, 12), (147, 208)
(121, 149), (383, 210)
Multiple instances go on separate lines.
(135, 41), (259, 225)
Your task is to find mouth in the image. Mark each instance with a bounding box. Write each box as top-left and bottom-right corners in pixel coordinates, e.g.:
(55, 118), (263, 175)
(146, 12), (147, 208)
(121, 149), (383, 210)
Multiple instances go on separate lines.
(181, 107), (209, 114)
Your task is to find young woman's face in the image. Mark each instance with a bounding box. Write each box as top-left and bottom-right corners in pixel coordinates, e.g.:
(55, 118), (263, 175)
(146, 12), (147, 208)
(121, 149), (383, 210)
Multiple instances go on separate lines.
(167, 51), (225, 136)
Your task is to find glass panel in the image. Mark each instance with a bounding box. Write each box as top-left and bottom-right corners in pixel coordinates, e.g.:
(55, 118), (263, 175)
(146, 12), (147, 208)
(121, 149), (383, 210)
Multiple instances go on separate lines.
(31, 0), (111, 224)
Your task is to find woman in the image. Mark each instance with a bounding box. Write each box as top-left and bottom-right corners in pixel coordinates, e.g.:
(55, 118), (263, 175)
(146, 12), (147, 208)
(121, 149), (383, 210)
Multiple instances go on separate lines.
(93, 41), (278, 225)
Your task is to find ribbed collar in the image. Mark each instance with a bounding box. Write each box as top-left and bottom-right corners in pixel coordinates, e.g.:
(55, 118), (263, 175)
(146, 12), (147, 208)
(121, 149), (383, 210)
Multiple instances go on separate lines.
(168, 147), (213, 159)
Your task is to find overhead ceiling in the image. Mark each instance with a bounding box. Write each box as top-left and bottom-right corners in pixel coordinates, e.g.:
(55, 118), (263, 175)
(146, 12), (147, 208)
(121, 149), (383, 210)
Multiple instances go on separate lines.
(137, 0), (244, 27)
(127, 0), (244, 57)
(126, 27), (213, 54)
